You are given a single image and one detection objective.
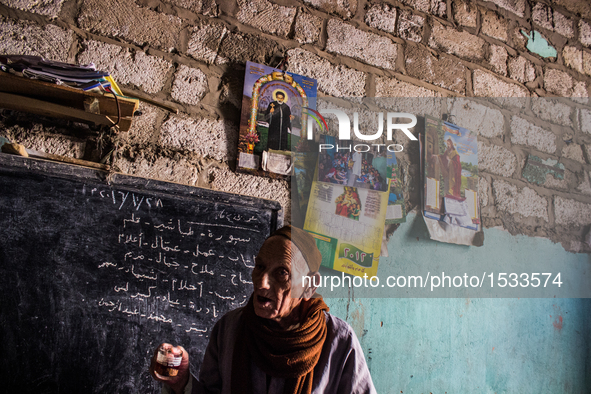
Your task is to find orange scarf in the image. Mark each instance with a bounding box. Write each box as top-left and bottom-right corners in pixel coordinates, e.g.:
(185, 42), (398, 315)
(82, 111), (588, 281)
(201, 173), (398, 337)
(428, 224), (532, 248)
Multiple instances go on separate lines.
(231, 296), (329, 394)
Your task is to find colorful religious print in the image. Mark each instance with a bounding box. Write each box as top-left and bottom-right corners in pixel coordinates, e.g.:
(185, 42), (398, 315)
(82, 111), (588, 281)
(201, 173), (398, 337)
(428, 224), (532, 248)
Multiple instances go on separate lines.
(236, 61), (317, 179)
(385, 150), (406, 224)
(316, 136), (389, 192)
(423, 115), (479, 230)
(303, 135), (389, 278)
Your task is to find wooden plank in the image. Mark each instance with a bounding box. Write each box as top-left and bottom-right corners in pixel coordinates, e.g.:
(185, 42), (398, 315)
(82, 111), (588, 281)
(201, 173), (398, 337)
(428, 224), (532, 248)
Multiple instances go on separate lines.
(0, 72), (138, 117)
(0, 91), (115, 126)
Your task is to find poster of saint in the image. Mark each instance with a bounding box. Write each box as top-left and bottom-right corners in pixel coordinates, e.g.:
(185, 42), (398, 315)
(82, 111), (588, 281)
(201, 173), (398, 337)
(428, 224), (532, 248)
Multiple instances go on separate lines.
(423, 115), (479, 230)
(316, 136), (389, 192)
(236, 61), (317, 179)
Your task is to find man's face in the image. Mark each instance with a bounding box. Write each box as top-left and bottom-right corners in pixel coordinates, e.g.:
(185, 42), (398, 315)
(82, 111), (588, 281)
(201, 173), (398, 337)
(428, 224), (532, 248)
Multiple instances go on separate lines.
(251, 236), (309, 324)
(276, 94), (285, 104)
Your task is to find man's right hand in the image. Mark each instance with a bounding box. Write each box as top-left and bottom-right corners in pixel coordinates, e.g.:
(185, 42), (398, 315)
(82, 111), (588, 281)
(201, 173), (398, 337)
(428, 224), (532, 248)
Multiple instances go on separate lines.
(150, 343), (190, 394)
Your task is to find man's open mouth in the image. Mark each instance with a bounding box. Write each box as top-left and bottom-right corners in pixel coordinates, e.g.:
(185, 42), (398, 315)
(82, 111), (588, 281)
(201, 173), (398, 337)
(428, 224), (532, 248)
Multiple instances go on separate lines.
(256, 295), (273, 306)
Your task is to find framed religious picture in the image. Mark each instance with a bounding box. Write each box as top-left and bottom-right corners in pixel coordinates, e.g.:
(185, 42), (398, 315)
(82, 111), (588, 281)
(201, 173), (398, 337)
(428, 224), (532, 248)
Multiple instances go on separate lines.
(236, 61), (318, 179)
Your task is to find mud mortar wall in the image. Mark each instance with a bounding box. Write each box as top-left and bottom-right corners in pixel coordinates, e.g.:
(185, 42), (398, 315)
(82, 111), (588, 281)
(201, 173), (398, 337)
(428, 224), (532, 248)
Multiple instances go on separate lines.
(0, 0), (590, 252)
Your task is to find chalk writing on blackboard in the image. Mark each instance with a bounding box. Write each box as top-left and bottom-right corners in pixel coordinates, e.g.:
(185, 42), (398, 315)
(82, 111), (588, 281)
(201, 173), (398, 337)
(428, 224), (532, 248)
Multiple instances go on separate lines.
(82, 186), (257, 335)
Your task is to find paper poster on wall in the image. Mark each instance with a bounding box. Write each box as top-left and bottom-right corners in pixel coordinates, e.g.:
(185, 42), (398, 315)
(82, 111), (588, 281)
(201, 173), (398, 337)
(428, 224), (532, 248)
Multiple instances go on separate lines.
(423, 115), (479, 230)
(236, 61), (317, 179)
(304, 135), (389, 278)
(385, 151), (406, 224)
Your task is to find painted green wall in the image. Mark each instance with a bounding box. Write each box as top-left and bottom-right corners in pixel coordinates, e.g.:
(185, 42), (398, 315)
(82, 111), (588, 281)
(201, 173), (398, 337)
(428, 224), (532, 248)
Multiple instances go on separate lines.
(323, 214), (591, 393)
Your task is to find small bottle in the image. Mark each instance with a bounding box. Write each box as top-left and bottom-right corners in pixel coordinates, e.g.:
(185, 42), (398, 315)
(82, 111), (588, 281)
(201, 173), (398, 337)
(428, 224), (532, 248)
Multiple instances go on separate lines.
(154, 346), (183, 377)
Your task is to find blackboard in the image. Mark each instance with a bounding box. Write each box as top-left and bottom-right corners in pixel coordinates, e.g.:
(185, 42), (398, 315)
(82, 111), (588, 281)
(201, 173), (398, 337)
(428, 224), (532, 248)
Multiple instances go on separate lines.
(0, 153), (282, 394)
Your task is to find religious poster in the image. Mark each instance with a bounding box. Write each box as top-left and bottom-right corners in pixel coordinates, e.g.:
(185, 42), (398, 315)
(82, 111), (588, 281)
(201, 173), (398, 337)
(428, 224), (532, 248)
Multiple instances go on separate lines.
(385, 150), (406, 224)
(423, 115), (479, 230)
(236, 61), (317, 179)
(303, 135), (389, 278)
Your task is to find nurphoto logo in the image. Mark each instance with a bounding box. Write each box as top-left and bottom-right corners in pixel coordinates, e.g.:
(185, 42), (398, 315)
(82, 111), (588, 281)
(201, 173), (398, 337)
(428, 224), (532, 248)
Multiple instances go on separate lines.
(305, 108), (418, 152)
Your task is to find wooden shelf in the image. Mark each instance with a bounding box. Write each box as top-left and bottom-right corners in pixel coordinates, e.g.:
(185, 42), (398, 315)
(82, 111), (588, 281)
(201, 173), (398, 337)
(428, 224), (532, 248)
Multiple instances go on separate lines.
(0, 72), (138, 131)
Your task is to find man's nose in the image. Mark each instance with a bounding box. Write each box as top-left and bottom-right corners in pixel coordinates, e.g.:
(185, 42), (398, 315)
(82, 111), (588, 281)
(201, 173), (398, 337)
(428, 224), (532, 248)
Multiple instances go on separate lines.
(261, 272), (270, 289)
(256, 272), (271, 289)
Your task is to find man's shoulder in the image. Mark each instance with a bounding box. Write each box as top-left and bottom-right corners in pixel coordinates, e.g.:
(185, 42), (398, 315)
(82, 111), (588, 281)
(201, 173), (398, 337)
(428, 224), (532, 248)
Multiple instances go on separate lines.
(210, 306), (245, 338)
(324, 311), (357, 345)
(218, 306), (244, 324)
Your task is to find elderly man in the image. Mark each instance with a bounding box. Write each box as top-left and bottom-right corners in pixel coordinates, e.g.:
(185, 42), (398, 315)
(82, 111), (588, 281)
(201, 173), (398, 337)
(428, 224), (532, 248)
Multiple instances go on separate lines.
(150, 225), (376, 394)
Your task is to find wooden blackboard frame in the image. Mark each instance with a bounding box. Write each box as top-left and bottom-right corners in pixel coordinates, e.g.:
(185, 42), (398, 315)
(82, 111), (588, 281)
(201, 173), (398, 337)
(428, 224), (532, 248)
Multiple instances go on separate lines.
(0, 153), (282, 394)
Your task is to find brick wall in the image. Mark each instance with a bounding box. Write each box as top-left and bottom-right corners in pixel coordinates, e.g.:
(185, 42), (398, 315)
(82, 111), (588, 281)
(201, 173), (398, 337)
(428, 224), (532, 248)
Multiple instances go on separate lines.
(0, 0), (590, 252)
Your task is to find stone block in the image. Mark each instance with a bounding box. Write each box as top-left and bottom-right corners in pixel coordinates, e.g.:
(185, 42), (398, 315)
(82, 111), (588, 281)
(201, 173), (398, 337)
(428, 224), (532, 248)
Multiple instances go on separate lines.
(428, 21), (486, 61)
(326, 19), (397, 70)
(377, 97), (442, 119)
(478, 141), (517, 176)
(484, 0), (526, 17)
(78, 40), (172, 94)
(399, 0), (446, 18)
(162, 0), (218, 16)
(236, 0), (296, 38)
(481, 10), (508, 42)
(532, 3), (574, 38)
(521, 155), (564, 185)
(0, 0), (64, 18)
(554, 196), (591, 226)
(187, 22), (228, 65)
(405, 45), (466, 94)
(478, 176), (489, 206)
(576, 171), (591, 195)
(472, 70), (528, 97)
(294, 10), (322, 44)
(579, 108), (591, 135)
(552, 0), (591, 20)
(302, 0), (357, 19)
(510, 116), (556, 153)
(544, 68), (575, 96)
(544, 68), (586, 97)
(398, 10), (424, 43)
(216, 31), (278, 65)
(571, 82), (588, 104)
(561, 144), (585, 164)
(531, 99), (572, 127)
(580, 20), (591, 48)
(489, 45), (508, 76)
(160, 114), (237, 162)
(453, 0), (477, 28)
(447, 98), (504, 138)
(3, 123), (86, 158)
(375, 76), (441, 97)
(493, 179), (548, 221)
(286, 49), (366, 96)
(171, 65), (208, 106)
(508, 56), (536, 83)
(113, 151), (201, 186)
(562, 46), (591, 77)
(78, 0), (182, 51)
(126, 102), (164, 146)
(209, 166), (290, 223)
(0, 17), (73, 62)
(365, 3), (396, 34)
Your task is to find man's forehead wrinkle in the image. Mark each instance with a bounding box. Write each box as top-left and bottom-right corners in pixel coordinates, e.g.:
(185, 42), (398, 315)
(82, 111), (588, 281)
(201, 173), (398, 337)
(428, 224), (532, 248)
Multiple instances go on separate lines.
(257, 236), (293, 263)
